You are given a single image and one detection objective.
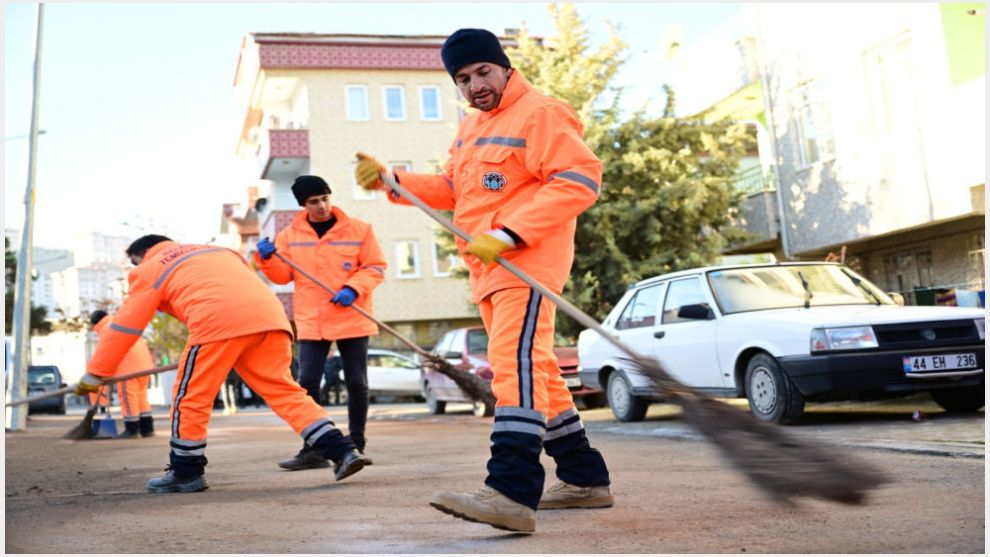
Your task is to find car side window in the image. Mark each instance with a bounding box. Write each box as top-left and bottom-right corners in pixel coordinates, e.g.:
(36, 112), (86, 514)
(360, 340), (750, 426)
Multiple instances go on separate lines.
(662, 278), (711, 324)
(450, 330), (466, 355)
(615, 284), (663, 330)
(433, 333), (452, 355)
(367, 355), (382, 367)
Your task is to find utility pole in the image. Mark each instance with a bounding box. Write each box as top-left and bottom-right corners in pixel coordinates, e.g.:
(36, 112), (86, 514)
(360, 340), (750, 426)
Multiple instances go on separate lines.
(7, 3), (46, 431)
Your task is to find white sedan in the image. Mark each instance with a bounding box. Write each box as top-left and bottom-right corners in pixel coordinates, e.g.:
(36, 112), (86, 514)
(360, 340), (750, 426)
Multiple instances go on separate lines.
(578, 262), (985, 423)
(325, 349), (423, 400)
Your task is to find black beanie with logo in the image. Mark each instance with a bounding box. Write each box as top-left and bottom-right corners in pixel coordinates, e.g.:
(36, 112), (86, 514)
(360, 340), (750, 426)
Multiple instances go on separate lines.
(440, 28), (511, 78)
(291, 175), (332, 206)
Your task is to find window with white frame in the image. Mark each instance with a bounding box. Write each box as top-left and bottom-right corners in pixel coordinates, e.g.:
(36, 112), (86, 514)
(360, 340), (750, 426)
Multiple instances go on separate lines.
(863, 36), (916, 139)
(351, 161), (378, 201)
(346, 85), (369, 121)
(792, 82), (835, 168)
(419, 86), (442, 120)
(383, 86), (406, 120)
(388, 161), (412, 174)
(433, 239), (461, 277)
(395, 240), (420, 278)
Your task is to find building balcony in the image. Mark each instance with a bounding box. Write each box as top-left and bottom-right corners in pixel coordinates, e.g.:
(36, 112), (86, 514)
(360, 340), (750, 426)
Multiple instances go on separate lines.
(726, 166), (780, 254)
(258, 128), (309, 179)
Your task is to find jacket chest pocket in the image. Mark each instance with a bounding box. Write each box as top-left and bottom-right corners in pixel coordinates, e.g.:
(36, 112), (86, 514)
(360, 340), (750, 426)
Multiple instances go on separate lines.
(327, 243), (361, 273)
(469, 147), (522, 198)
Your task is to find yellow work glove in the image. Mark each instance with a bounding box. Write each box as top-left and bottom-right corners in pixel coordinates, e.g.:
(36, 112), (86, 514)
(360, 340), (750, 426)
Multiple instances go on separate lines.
(74, 373), (104, 396)
(467, 229), (517, 266)
(355, 152), (387, 191)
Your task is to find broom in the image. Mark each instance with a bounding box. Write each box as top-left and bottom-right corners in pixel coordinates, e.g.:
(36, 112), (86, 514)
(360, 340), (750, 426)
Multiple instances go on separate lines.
(8, 364), (178, 410)
(63, 384), (106, 439)
(377, 171), (888, 505)
(271, 252), (496, 408)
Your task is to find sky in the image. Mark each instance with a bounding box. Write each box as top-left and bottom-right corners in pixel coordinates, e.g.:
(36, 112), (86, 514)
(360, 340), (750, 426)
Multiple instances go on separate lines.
(3, 2), (739, 252)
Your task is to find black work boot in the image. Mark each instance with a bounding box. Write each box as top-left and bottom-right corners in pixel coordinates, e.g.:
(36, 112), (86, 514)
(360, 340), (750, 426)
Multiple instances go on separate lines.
(117, 421), (141, 439)
(147, 466), (207, 493)
(334, 449), (373, 481)
(351, 434), (373, 466)
(278, 444), (330, 471)
(139, 415), (155, 437)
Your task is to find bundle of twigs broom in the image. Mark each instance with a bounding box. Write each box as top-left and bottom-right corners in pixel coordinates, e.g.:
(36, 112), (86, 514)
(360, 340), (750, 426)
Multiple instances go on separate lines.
(271, 252), (496, 408)
(378, 171), (887, 505)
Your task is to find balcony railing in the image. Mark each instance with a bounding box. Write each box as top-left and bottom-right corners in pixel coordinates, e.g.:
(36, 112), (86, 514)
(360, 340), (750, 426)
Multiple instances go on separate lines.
(734, 166), (776, 197)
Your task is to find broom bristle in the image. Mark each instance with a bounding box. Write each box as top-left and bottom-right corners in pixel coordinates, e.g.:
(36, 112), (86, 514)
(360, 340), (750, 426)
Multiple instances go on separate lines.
(63, 406), (98, 440)
(626, 356), (888, 505)
(423, 354), (497, 408)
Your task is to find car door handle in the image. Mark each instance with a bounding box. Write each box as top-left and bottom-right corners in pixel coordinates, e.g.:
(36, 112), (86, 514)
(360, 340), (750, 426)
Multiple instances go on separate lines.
(653, 331), (665, 339)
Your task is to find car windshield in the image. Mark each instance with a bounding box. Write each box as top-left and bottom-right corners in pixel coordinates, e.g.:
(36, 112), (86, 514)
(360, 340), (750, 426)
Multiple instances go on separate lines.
(708, 264), (894, 314)
(466, 330), (489, 354)
(28, 368), (58, 384)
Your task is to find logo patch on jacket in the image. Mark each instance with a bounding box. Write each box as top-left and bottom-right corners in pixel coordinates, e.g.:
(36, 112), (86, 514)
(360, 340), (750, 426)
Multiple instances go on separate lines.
(482, 171), (506, 192)
(342, 262), (353, 271)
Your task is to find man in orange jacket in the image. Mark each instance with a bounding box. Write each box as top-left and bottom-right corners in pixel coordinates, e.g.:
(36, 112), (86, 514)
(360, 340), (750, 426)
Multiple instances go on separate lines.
(355, 28), (611, 533)
(75, 234), (371, 492)
(254, 175), (386, 469)
(89, 310), (156, 439)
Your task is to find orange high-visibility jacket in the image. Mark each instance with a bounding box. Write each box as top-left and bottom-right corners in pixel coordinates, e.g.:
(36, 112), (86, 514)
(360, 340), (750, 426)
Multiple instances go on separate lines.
(87, 241), (291, 378)
(391, 70), (602, 302)
(253, 206), (386, 341)
(92, 315), (154, 374)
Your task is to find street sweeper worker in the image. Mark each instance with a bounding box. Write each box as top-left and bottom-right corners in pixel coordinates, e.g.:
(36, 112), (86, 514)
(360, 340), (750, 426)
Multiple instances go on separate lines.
(253, 175), (387, 469)
(74, 234), (371, 493)
(354, 27), (611, 533)
(88, 309), (156, 438)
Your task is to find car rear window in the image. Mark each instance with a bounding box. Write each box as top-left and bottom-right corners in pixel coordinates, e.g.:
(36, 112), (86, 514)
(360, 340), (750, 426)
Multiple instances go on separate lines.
(28, 368), (58, 384)
(467, 330), (489, 354)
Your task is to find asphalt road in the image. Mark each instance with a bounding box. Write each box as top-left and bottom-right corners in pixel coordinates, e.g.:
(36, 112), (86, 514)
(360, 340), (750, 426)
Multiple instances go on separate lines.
(5, 396), (984, 553)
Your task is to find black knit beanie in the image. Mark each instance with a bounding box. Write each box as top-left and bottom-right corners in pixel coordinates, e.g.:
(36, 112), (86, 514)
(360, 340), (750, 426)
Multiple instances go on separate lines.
(291, 175), (332, 206)
(440, 28), (511, 78)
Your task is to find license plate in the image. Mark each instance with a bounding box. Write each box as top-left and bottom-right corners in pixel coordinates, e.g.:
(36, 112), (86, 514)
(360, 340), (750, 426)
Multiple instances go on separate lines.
(564, 376), (582, 388)
(903, 353), (978, 373)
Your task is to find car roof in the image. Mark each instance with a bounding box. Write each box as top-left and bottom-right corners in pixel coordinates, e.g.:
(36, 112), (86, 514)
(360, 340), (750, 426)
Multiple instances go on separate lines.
(631, 261), (841, 289)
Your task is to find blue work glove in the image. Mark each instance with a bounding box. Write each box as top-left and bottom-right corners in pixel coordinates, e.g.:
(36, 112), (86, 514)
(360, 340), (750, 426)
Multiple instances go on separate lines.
(331, 286), (358, 307)
(256, 237), (276, 260)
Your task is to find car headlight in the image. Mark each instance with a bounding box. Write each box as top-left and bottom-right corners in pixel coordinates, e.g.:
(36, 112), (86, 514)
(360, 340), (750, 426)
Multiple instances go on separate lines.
(810, 326), (878, 352)
(976, 319), (985, 340)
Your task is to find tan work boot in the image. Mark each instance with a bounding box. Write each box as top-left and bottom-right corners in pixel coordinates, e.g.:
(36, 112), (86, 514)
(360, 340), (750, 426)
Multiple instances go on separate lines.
(538, 480), (614, 510)
(430, 486), (536, 533)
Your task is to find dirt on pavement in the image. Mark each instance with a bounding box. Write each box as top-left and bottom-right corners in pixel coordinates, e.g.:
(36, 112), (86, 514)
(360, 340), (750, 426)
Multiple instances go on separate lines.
(4, 403), (985, 553)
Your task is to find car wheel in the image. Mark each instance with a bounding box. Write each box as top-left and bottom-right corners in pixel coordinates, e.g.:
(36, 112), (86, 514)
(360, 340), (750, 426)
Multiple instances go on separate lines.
(745, 353), (805, 424)
(581, 393), (607, 410)
(931, 387), (984, 413)
(54, 403), (66, 415)
(424, 383), (446, 415)
(607, 372), (648, 422)
(472, 401), (495, 417)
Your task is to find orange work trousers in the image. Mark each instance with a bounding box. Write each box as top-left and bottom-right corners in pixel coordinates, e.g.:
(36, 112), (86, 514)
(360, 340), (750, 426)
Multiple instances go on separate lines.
(117, 375), (152, 422)
(478, 287), (610, 510)
(168, 330), (351, 476)
(480, 287), (574, 419)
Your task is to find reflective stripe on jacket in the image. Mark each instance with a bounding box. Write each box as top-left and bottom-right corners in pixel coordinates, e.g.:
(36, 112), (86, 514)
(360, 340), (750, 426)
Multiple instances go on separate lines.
(392, 70), (601, 302)
(86, 241), (291, 378)
(253, 206), (386, 341)
(93, 315), (154, 375)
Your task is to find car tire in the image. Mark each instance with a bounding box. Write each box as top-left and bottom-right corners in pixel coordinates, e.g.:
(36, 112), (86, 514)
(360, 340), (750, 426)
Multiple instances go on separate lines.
(581, 393), (607, 410)
(54, 403), (66, 415)
(745, 353), (805, 424)
(931, 387), (985, 413)
(424, 383), (446, 415)
(607, 371), (648, 422)
(472, 401), (495, 417)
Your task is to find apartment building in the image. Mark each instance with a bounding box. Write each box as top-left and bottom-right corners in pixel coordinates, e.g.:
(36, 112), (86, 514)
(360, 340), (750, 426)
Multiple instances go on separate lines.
(232, 33), (483, 348)
(670, 4), (985, 303)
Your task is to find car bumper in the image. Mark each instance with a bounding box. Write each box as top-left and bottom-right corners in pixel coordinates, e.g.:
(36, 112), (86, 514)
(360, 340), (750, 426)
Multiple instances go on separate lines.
(778, 345), (985, 398)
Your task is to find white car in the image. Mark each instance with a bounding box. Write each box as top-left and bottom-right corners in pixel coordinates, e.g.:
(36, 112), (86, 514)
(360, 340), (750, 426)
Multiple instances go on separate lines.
(325, 349), (423, 400)
(578, 262), (985, 424)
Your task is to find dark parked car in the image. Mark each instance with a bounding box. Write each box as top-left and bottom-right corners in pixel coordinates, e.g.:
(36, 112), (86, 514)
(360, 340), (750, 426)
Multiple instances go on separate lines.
(27, 365), (67, 415)
(422, 326), (606, 416)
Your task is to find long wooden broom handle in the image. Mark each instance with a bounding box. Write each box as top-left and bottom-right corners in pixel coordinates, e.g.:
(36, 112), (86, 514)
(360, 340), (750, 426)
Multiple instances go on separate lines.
(5, 363), (178, 407)
(272, 252), (433, 360)
(380, 173), (655, 366)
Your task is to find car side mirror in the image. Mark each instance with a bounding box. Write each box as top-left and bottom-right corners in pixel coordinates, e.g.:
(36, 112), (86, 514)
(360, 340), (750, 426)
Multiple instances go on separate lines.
(59, 382), (67, 388)
(887, 292), (906, 306)
(444, 351), (463, 360)
(677, 304), (714, 320)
